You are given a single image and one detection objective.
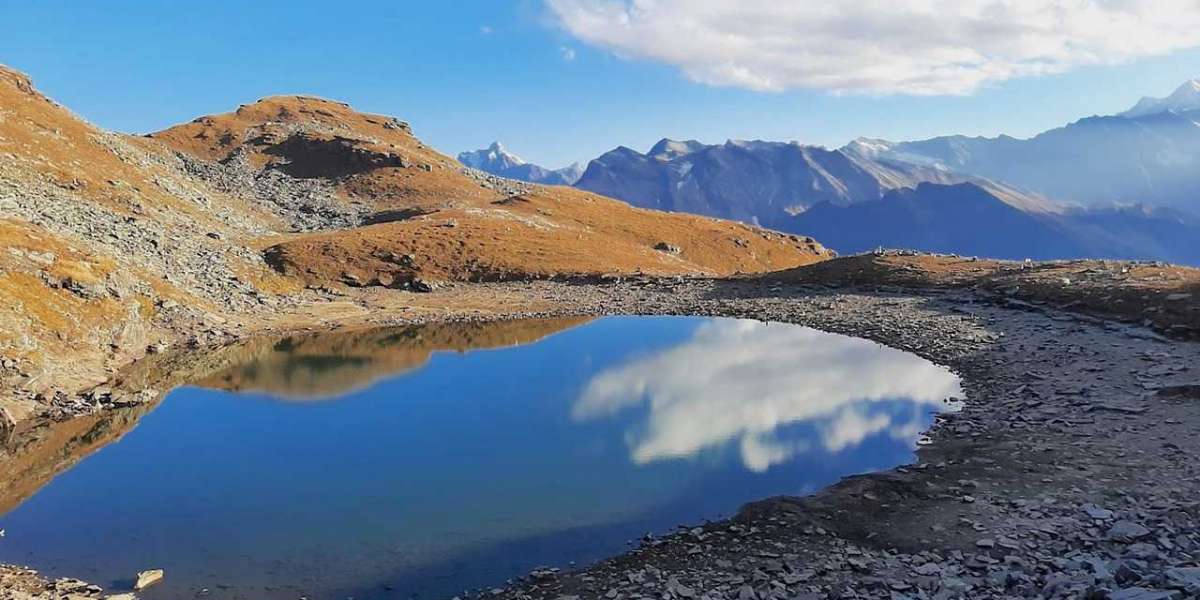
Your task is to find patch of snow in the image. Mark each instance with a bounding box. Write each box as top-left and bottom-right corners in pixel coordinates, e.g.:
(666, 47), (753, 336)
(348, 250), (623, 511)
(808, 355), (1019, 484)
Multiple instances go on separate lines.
(1121, 79), (1200, 118)
(458, 141), (526, 171)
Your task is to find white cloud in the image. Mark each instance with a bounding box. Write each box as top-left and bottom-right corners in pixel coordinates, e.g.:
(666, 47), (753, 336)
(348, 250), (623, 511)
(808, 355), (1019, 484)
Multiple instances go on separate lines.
(560, 45), (577, 61)
(573, 319), (962, 472)
(545, 0), (1200, 95)
(480, 25), (494, 35)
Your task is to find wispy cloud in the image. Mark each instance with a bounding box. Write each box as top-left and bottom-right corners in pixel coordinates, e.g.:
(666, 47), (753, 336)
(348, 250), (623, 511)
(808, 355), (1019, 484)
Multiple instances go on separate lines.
(560, 45), (577, 61)
(546, 0), (1200, 95)
(480, 25), (493, 35)
(573, 319), (962, 472)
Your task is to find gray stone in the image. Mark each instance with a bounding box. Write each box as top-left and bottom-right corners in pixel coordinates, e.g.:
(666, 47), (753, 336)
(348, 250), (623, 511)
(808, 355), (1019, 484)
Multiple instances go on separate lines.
(1165, 567), (1200, 590)
(1107, 521), (1152, 542)
(1108, 587), (1174, 600)
(1083, 503), (1114, 520)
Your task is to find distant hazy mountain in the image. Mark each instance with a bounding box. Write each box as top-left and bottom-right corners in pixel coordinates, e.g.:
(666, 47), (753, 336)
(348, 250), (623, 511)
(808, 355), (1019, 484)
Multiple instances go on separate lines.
(792, 182), (1200, 264)
(469, 79), (1200, 264)
(850, 79), (1200, 214)
(569, 98), (1200, 265)
(457, 142), (583, 185)
(574, 138), (965, 231)
(1122, 79), (1200, 118)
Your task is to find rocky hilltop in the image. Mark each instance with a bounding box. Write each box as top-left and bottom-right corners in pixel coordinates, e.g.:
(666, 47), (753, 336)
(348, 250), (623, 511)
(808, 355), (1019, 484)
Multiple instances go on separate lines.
(0, 64), (832, 430)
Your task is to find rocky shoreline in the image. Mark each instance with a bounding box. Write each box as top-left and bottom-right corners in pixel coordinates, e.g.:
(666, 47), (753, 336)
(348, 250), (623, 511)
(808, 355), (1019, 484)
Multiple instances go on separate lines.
(4, 277), (1200, 599)
(467, 279), (1200, 600)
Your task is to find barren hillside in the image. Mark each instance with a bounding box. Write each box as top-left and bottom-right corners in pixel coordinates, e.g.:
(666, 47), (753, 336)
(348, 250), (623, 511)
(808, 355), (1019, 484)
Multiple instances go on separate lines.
(0, 65), (292, 407)
(0, 64), (831, 431)
(151, 94), (833, 287)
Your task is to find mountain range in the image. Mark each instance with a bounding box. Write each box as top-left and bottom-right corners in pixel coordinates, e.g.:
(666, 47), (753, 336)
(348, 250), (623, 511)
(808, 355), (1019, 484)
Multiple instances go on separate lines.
(458, 142), (584, 186)
(467, 79), (1200, 265)
(792, 182), (1200, 263)
(852, 84), (1200, 213)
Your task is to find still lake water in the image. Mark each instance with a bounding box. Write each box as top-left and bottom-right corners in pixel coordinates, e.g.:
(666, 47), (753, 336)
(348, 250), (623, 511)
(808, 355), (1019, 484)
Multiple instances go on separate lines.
(0, 316), (961, 599)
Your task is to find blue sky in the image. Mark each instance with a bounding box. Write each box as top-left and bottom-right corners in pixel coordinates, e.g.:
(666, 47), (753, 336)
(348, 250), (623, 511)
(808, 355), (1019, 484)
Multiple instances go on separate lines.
(2, 1), (1199, 168)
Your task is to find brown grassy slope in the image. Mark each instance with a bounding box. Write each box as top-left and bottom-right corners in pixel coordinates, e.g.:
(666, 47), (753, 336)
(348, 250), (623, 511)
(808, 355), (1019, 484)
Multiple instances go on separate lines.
(0, 67), (283, 230)
(152, 95), (834, 283)
(0, 219), (152, 387)
(0, 67), (154, 393)
(768, 252), (1200, 338)
(265, 190), (832, 284)
(0, 65), (301, 401)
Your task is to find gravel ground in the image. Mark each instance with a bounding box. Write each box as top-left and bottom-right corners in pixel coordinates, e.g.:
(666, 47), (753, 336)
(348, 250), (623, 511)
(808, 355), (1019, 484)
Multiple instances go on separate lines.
(4, 278), (1200, 600)
(454, 279), (1200, 600)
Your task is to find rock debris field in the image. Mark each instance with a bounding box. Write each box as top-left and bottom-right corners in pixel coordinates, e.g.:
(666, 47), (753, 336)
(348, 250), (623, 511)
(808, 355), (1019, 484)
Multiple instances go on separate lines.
(451, 279), (1200, 600)
(3, 278), (1200, 600)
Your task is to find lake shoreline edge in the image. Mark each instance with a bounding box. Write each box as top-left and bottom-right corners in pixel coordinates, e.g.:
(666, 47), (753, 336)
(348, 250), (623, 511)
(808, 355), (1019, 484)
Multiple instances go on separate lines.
(5, 268), (1200, 599)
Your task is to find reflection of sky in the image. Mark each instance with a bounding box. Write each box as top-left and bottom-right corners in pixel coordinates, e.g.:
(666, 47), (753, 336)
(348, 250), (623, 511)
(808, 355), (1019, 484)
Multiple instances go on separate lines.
(575, 319), (962, 472)
(0, 316), (960, 600)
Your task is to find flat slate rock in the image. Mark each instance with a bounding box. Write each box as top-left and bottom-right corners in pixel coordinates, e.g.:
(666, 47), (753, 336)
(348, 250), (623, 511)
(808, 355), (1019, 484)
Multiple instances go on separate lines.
(1108, 588), (1176, 600)
(1107, 521), (1152, 542)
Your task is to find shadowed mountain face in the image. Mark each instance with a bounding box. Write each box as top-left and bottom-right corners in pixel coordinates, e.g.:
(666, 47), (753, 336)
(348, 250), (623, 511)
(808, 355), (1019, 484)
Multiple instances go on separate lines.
(569, 136), (1200, 264)
(852, 110), (1200, 215)
(562, 76), (1200, 266)
(792, 183), (1200, 264)
(573, 139), (964, 231)
(573, 80), (1200, 222)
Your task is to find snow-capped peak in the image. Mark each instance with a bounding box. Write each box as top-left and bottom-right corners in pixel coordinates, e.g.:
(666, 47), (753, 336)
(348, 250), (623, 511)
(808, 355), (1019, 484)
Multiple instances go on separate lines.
(1121, 79), (1200, 118)
(648, 138), (704, 160)
(841, 137), (895, 158)
(457, 141), (526, 171)
(555, 162), (586, 185)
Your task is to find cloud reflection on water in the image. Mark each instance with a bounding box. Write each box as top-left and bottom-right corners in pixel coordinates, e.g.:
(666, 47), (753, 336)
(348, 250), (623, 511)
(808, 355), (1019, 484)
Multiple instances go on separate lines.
(574, 319), (961, 472)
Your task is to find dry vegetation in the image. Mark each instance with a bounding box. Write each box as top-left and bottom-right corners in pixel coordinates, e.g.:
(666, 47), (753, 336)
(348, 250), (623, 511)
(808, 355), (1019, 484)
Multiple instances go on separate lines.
(0, 63), (830, 430)
(153, 93), (832, 286)
(265, 191), (831, 286)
